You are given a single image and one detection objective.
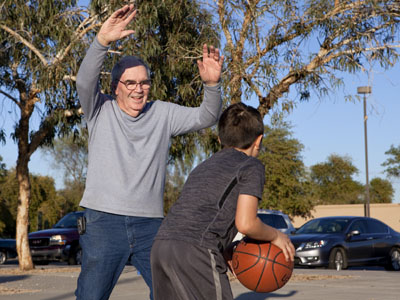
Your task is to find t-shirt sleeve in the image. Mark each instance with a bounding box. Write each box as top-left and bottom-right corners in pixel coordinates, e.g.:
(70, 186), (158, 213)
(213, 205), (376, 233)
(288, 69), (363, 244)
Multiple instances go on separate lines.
(237, 159), (265, 200)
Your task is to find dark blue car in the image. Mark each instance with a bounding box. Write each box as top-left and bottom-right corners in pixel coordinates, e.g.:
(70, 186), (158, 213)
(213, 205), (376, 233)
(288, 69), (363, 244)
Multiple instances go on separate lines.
(0, 238), (17, 264)
(290, 216), (400, 271)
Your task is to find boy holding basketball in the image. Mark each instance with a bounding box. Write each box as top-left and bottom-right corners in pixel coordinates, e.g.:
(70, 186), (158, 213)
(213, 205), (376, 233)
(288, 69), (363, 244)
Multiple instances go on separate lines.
(151, 102), (295, 300)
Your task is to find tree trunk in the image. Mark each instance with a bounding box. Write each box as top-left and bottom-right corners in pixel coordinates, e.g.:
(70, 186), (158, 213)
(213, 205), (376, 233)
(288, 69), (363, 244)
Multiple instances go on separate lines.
(16, 159), (34, 270)
(15, 94), (35, 271)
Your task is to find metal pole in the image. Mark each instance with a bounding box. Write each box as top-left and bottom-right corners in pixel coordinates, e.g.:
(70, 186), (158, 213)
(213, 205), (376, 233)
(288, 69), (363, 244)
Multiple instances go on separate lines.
(363, 94), (370, 217)
(357, 86), (371, 217)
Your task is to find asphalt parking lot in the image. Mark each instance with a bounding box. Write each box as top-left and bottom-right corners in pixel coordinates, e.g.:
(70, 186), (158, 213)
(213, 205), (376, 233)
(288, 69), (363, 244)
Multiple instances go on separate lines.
(0, 260), (399, 300)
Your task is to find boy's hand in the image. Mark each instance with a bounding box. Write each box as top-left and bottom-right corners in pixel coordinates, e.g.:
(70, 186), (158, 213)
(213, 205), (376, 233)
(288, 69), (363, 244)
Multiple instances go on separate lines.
(223, 241), (239, 277)
(271, 230), (295, 262)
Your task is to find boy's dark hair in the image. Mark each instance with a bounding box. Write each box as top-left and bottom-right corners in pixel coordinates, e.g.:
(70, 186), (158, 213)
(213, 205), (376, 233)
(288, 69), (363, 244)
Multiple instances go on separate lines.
(218, 102), (264, 149)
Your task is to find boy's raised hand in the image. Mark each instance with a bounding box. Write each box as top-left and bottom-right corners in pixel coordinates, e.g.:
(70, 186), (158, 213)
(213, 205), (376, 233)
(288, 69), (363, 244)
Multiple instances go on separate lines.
(97, 5), (137, 46)
(271, 230), (295, 262)
(197, 44), (224, 86)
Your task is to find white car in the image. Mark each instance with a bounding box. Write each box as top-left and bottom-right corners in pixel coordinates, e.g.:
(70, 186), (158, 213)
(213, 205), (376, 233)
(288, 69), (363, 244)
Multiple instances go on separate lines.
(234, 209), (295, 242)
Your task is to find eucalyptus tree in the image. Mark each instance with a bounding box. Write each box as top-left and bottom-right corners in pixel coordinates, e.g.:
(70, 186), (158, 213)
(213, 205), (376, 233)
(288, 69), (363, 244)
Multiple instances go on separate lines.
(208, 0), (400, 116)
(0, 0), (93, 269)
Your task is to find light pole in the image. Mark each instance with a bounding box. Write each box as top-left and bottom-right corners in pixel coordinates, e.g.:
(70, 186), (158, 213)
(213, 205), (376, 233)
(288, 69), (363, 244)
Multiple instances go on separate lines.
(357, 86), (372, 217)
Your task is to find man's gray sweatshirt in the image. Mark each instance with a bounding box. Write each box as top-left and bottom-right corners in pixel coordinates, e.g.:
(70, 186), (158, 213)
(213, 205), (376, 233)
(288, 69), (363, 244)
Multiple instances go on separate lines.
(76, 38), (222, 218)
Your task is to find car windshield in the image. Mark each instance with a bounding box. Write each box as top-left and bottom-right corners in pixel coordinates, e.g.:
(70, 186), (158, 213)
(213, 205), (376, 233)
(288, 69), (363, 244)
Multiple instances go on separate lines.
(53, 213), (81, 229)
(296, 218), (350, 234)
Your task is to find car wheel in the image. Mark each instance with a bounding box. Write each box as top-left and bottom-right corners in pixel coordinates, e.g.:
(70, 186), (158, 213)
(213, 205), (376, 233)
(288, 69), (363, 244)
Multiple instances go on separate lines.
(385, 247), (400, 271)
(68, 246), (82, 265)
(0, 250), (7, 265)
(328, 247), (347, 271)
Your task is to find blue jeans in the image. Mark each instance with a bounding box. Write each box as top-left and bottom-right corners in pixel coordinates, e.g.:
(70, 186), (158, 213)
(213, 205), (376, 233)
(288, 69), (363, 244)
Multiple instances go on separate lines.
(75, 208), (162, 300)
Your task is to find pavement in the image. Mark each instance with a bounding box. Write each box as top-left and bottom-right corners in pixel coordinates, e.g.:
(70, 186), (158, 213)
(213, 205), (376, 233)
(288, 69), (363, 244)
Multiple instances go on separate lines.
(0, 260), (399, 300)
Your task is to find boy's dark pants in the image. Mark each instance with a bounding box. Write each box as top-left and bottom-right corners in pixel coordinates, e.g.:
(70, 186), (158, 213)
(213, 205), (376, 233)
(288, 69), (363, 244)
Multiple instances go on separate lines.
(151, 239), (233, 300)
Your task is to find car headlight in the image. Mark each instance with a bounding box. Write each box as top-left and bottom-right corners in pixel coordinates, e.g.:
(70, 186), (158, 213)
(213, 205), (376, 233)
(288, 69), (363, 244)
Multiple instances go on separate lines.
(297, 240), (327, 251)
(49, 235), (67, 246)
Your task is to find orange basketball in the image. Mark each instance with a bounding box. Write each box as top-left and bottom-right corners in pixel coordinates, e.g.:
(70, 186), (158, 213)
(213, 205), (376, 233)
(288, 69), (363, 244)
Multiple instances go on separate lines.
(232, 238), (294, 293)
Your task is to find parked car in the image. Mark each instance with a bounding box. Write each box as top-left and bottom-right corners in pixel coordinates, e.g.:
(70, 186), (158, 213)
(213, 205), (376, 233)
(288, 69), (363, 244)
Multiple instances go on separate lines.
(290, 216), (400, 271)
(234, 209), (295, 241)
(0, 238), (17, 264)
(29, 211), (83, 265)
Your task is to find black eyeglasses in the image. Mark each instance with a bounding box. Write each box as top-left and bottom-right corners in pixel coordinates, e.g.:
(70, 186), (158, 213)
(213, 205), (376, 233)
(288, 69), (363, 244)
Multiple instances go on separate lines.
(119, 79), (151, 90)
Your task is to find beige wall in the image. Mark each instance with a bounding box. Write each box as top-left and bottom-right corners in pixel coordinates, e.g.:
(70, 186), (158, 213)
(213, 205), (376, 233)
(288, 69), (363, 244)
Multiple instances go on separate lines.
(292, 203), (400, 232)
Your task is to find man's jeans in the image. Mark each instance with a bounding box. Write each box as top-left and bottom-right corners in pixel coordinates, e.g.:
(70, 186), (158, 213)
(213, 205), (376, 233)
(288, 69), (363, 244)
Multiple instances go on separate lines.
(75, 208), (162, 300)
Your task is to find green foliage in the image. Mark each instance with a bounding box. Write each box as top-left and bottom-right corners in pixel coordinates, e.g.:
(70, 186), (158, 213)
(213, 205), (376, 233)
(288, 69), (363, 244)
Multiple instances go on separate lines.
(29, 175), (58, 231)
(310, 154), (364, 204)
(258, 119), (316, 218)
(382, 144), (400, 178)
(0, 157), (14, 237)
(0, 168), (60, 236)
(369, 177), (394, 203)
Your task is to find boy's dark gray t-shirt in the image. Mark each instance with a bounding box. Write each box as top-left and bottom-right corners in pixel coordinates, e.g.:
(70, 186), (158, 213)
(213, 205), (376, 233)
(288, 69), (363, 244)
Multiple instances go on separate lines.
(155, 148), (265, 252)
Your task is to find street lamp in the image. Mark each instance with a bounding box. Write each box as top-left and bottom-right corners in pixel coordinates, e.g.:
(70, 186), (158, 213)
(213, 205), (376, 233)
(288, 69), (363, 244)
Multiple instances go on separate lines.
(357, 86), (372, 217)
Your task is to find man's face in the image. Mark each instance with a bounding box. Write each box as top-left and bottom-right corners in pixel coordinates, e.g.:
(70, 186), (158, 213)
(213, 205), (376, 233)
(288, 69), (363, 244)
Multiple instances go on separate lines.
(115, 65), (150, 117)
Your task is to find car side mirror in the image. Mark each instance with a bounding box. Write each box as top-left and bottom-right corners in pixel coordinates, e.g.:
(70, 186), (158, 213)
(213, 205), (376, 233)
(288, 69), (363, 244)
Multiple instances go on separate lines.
(347, 230), (360, 238)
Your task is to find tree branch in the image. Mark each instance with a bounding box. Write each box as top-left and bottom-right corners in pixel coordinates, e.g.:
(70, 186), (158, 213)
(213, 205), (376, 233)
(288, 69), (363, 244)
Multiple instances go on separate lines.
(0, 89), (19, 106)
(0, 25), (49, 67)
(54, 15), (101, 64)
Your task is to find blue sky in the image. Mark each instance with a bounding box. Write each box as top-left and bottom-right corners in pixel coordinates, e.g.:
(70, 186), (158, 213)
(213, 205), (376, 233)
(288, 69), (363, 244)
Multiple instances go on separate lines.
(1, 1), (399, 204)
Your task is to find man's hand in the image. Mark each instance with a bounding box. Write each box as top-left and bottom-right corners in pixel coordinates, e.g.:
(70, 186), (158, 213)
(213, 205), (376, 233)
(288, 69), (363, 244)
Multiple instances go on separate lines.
(97, 5), (137, 47)
(271, 230), (295, 262)
(197, 44), (224, 86)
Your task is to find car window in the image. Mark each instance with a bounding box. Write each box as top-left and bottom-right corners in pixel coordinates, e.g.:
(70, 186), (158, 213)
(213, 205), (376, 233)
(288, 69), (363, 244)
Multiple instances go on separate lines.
(257, 214), (289, 229)
(258, 214), (275, 227)
(297, 218), (348, 234)
(366, 219), (388, 234)
(54, 213), (82, 228)
(348, 220), (368, 234)
(273, 215), (288, 229)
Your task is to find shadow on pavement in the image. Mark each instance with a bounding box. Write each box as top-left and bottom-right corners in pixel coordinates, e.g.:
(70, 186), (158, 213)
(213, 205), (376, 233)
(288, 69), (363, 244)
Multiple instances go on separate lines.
(0, 274), (31, 284)
(235, 290), (297, 299)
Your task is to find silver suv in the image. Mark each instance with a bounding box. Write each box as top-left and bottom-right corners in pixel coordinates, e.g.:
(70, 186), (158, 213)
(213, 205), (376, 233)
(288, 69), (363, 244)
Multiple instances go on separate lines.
(234, 209), (295, 241)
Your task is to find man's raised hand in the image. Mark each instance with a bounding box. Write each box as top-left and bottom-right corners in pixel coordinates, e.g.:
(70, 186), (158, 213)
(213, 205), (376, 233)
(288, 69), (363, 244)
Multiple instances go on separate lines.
(97, 5), (137, 47)
(197, 44), (224, 86)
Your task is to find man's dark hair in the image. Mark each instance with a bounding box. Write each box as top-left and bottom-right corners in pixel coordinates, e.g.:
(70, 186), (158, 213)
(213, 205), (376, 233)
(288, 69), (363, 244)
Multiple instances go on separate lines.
(218, 102), (264, 149)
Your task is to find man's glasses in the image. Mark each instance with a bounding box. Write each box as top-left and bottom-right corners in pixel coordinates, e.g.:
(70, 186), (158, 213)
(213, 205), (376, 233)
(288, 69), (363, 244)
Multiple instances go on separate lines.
(119, 79), (151, 91)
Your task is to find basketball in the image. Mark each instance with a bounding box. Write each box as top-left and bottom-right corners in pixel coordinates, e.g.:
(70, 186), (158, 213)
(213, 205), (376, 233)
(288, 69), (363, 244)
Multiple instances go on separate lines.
(231, 238), (294, 293)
